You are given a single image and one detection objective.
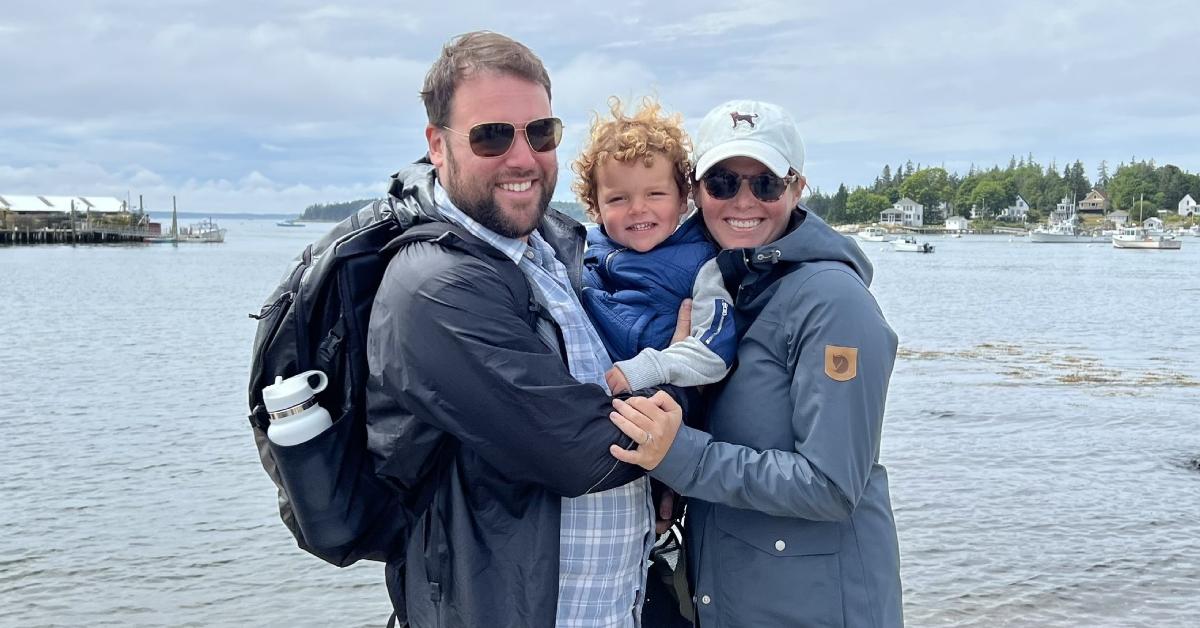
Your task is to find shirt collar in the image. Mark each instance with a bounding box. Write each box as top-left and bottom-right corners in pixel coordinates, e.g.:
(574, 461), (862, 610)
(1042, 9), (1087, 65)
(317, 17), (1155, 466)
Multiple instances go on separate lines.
(433, 181), (529, 265)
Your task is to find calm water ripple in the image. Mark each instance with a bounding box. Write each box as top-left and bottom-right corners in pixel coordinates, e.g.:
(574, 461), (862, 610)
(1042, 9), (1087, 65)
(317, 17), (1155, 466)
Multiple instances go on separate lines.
(2, 221), (1197, 626)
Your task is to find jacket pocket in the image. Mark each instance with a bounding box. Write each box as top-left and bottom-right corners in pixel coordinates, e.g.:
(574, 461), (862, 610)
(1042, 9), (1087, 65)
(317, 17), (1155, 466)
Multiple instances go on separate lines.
(710, 505), (844, 627)
(715, 504), (839, 556)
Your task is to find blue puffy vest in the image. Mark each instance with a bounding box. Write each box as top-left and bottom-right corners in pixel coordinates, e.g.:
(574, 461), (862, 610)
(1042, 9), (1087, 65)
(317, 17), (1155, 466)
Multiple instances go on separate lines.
(581, 213), (717, 362)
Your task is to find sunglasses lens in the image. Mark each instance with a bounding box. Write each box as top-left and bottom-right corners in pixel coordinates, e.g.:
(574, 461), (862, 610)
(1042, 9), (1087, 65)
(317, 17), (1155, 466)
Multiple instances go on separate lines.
(703, 170), (740, 199)
(525, 117), (563, 153)
(468, 123), (516, 157)
(750, 175), (787, 202)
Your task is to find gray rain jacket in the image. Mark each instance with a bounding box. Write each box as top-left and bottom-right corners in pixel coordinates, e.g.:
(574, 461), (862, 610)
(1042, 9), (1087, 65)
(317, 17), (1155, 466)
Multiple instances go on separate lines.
(651, 209), (903, 627)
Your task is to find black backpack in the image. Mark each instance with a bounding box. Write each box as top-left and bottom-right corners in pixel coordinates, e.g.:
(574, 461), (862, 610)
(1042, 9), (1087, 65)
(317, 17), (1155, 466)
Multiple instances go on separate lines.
(246, 198), (531, 544)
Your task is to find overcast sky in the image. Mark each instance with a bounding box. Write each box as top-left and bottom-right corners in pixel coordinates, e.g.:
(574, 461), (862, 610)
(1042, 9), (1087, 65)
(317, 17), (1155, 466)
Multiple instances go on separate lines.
(3, 0), (1198, 214)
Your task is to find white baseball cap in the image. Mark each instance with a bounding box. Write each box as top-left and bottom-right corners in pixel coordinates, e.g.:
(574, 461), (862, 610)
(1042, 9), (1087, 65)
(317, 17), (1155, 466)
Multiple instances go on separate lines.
(693, 100), (805, 179)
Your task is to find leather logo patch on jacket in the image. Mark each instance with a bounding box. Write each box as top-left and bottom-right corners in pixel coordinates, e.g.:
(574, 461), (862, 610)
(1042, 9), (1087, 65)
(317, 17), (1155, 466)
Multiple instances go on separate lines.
(824, 345), (858, 381)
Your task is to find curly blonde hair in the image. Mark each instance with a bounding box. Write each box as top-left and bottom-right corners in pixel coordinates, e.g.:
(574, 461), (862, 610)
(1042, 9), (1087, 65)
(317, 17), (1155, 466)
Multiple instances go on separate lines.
(572, 97), (692, 222)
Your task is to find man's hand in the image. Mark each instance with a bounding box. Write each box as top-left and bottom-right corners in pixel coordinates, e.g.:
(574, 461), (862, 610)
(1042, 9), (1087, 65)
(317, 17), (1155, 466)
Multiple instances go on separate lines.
(670, 299), (693, 345)
(605, 366), (631, 394)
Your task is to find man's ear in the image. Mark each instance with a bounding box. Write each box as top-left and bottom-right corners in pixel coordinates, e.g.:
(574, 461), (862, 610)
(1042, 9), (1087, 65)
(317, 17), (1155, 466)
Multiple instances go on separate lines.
(426, 125), (446, 169)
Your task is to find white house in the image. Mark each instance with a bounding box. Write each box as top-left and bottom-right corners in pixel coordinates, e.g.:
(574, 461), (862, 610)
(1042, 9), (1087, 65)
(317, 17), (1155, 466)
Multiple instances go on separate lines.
(998, 195), (1029, 222)
(1144, 216), (1165, 233)
(1108, 210), (1130, 227)
(1180, 194), (1197, 217)
(882, 197), (923, 227)
(945, 215), (970, 232)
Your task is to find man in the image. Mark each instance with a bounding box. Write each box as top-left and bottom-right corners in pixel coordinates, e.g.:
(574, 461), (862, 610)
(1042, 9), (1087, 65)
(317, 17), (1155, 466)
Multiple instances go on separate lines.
(267, 31), (682, 627)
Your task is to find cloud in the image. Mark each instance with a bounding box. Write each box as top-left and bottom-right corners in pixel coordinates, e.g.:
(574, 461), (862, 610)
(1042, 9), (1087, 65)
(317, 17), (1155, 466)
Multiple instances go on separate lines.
(2, 0), (1199, 213)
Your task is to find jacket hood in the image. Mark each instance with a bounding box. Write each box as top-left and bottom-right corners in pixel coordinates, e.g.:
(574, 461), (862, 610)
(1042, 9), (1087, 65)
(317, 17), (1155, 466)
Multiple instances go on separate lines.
(738, 207), (874, 287)
(385, 159), (442, 226)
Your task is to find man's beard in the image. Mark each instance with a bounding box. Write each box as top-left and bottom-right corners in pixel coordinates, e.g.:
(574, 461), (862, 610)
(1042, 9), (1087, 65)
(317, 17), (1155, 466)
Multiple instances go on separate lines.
(442, 144), (555, 239)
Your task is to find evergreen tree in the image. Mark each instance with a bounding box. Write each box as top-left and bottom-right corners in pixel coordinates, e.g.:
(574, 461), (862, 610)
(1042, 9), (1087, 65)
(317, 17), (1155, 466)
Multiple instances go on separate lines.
(832, 184), (849, 220)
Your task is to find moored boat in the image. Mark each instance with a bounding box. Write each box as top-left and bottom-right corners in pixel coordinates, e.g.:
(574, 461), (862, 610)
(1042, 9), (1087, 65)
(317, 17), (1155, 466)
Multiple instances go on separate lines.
(1029, 220), (1103, 243)
(1112, 226), (1181, 250)
(856, 225), (893, 242)
(891, 235), (934, 253)
(179, 218), (226, 243)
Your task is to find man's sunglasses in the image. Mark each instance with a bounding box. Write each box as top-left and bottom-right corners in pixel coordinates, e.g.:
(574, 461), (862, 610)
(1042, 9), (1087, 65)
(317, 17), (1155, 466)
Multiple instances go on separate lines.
(441, 117), (563, 158)
(700, 168), (799, 202)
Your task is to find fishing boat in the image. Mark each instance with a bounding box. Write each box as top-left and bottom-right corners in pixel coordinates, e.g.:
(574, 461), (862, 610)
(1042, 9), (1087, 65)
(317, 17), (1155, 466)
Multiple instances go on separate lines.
(1028, 220), (1103, 243)
(179, 218), (226, 243)
(1111, 226), (1181, 250)
(1112, 193), (1181, 249)
(891, 235), (934, 253)
(856, 225), (893, 242)
(276, 218), (306, 227)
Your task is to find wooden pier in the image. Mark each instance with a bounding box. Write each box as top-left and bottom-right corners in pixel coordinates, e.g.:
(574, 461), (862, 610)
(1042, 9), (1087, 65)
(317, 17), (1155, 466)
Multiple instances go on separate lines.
(0, 224), (154, 245)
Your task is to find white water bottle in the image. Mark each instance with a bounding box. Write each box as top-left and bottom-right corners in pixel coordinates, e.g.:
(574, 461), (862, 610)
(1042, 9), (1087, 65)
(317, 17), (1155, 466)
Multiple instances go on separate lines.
(263, 370), (333, 446)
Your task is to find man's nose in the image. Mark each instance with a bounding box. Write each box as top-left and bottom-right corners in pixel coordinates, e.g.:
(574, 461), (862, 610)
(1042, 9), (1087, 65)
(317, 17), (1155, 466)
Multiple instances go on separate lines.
(503, 130), (540, 169)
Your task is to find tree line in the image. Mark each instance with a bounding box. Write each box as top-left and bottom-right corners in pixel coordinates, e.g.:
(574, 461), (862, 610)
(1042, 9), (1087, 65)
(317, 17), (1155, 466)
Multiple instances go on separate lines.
(296, 159), (1198, 227)
(804, 157), (1200, 226)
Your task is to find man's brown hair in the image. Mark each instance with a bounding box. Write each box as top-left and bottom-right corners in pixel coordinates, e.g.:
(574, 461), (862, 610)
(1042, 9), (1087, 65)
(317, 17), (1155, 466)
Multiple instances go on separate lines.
(420, 31), (552, 127)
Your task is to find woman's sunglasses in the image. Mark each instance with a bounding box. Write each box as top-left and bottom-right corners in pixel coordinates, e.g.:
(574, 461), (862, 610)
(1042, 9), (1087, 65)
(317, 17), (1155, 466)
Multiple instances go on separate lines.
(700, 168), (798, 202)
(441, 117), (563, 158)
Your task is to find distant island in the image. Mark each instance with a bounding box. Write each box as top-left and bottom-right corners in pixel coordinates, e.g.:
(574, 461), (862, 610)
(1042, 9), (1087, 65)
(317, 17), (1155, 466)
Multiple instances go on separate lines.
(300, 198), (590, 223)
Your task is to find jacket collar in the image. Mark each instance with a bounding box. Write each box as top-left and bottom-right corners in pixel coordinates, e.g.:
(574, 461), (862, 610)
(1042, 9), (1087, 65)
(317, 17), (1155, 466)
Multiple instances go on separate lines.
(385, 157), (588, 292)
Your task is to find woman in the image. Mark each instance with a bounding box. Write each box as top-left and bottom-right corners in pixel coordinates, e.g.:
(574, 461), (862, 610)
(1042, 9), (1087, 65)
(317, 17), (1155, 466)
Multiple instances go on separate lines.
(610, 100), (903, 627)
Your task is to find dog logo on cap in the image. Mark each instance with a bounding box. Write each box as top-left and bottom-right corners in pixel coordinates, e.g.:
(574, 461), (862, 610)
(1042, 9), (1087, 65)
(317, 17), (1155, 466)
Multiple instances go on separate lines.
(730, 112), (759, 128)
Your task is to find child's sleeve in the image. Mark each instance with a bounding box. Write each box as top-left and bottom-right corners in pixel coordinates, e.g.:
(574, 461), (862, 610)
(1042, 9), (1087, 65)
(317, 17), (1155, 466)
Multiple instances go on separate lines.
(614, 259), (736, 390)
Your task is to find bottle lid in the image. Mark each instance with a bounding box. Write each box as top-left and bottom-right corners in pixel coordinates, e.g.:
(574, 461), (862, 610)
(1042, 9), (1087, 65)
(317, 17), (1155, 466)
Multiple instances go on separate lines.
(262, 370), (328, 412)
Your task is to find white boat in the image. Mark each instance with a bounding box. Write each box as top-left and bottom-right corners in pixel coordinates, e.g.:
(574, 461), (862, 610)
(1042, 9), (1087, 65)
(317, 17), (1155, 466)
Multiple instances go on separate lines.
(891, 235), (934, 253)
(1029, 220), (1103, 243)
(276, 218), (306, 227)
(856, 226), (893, 242)
(179, 218), (226, 243)
(1112, 226), (1181, 250)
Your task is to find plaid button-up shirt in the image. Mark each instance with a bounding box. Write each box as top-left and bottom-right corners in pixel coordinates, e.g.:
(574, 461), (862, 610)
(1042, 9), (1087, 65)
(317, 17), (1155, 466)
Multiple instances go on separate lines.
(434, 186), (653, 627)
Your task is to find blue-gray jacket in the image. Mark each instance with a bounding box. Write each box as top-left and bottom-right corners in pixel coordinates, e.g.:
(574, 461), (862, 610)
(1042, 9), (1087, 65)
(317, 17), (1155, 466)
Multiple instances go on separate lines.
(651, 209), (903, 627)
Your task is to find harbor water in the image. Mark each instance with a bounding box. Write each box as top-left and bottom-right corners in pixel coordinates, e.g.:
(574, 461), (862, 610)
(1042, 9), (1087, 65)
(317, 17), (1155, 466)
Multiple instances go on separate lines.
(2, 220), (1197, 626)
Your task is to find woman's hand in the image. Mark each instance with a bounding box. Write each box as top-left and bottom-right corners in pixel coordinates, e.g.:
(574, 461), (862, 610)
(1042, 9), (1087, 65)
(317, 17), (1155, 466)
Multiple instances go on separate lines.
(609, 391), (682, 470)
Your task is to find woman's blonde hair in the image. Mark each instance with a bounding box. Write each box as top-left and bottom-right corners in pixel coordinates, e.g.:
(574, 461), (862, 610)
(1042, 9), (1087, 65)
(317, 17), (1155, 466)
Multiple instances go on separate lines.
(572, 97), (692, 222)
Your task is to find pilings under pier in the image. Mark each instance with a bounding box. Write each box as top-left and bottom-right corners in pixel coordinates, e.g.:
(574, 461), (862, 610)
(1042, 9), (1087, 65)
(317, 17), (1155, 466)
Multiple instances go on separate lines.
(0, 227), (152, 245)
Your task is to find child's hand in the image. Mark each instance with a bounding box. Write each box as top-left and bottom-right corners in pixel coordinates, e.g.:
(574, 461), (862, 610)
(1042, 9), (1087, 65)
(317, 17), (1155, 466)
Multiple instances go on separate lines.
(606, 366), (631, 394)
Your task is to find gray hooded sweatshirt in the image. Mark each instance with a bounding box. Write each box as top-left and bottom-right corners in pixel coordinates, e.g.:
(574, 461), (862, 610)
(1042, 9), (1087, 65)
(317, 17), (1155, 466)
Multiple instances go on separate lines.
(651, 209), (902, 627)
